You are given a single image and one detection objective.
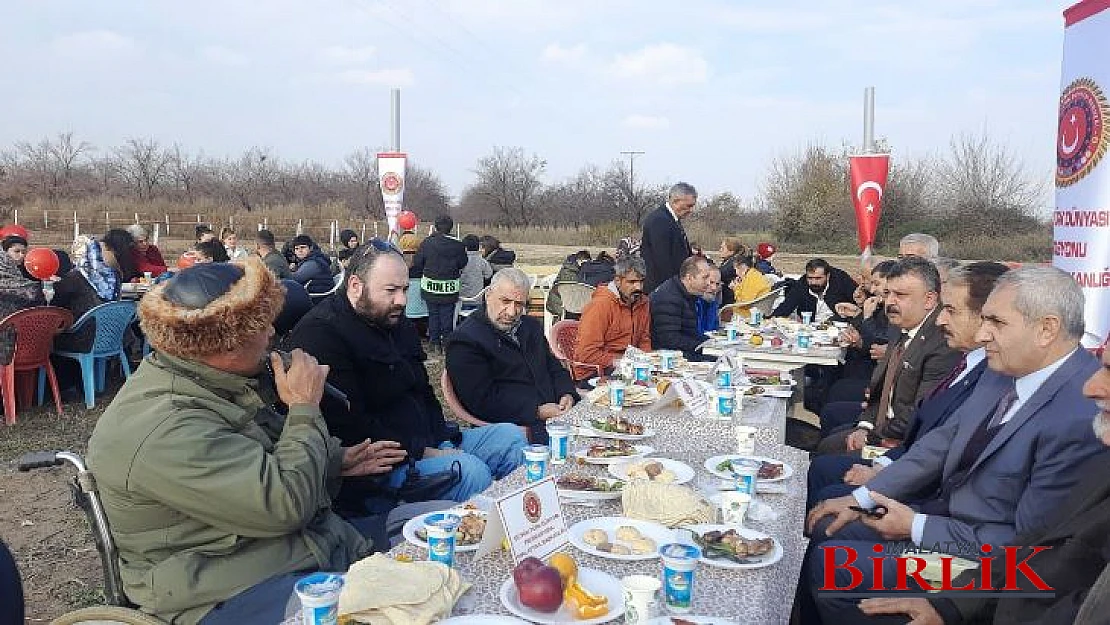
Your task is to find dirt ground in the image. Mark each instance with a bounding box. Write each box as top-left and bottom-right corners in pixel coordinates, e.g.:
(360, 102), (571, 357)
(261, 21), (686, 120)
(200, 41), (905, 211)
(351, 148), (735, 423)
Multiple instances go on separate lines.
(0, 243), (855, 621)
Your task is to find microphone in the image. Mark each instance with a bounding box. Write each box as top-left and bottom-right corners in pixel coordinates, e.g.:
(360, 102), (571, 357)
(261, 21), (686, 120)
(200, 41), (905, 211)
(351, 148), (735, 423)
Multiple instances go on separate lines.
(272, 350), (349, 407)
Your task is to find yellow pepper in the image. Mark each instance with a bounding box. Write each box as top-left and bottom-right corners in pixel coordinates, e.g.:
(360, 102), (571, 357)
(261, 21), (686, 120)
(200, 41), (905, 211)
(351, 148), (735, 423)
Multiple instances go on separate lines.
(573, 600), (610, 620)
(565, 579), (608, 609)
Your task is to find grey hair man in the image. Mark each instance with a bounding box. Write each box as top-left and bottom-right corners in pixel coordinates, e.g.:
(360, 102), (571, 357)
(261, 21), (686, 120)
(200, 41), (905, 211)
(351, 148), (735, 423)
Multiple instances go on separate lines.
(447, 267), (578, 443)
(899, 233), (940, 259)
(641, 181), (698, 292)
(574, 255), (652, 380)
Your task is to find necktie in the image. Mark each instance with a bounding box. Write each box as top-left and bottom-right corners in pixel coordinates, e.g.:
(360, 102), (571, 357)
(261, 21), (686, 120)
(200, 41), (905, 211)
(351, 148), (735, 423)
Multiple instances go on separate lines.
(987, 383), (1019, 428)
(929, 354), (968, 399)
(874, 333), (908, 433)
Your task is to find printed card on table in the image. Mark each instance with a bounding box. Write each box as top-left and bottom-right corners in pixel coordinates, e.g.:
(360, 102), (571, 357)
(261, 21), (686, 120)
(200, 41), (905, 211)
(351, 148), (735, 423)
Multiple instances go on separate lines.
(474, 476), (569, 564)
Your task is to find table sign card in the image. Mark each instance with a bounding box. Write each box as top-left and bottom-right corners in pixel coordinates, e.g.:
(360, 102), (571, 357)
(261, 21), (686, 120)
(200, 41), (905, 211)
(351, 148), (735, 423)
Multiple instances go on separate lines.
(474, 476), (569, 564)
(664, 378), (712, 419)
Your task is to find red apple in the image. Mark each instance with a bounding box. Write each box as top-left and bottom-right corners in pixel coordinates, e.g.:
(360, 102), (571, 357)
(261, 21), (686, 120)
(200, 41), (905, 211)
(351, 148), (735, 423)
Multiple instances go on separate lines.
(514, 559), (564, 613)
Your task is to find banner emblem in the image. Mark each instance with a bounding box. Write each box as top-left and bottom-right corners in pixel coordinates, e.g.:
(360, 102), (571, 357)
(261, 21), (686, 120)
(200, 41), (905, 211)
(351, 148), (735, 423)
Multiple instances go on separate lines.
(1057, 77), (1109, 188)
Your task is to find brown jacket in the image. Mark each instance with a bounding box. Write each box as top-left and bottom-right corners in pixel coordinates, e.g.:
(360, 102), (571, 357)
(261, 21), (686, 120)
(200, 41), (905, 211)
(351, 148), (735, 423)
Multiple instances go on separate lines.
(574, 283), (651, 379)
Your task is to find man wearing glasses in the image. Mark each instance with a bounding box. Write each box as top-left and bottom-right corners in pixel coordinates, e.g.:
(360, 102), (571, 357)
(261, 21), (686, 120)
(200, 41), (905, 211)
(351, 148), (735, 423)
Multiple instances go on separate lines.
(286, 241), (527, 507)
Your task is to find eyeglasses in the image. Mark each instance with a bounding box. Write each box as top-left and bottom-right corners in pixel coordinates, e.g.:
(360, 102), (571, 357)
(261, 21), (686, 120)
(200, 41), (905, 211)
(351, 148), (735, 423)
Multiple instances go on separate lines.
(366, 238), (402, 255)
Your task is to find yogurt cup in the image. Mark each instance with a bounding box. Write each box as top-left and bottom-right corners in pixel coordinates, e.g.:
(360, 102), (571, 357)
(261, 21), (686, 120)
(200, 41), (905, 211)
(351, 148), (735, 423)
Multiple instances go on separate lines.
(659, 543), (700, 613)
(523, 444), (549, 483)
(731, 458), (761, 496)
(423, 513), (461, 567)
(715, 363), (732, 389)
(750, 309), (763, 325)
(726, 324), (740, 341)
(716, 387), (735, 417)
(801, 311), (813, 325)
(733, 425), (757, 455)
(609, 379), (627, 410)
(633, 360), (651, 383)
(719, 491), (752, 526)
(546, 423), (570, 464)
(658, 350), (678, 373)
(294, 572), (344, 625)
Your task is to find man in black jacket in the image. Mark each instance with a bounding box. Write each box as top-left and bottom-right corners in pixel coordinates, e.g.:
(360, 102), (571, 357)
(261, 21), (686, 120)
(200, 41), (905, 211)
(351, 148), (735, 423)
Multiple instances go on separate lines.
(771, 258), (856, 322)
(412, 215), (468, 352)
(286, 243), (526, 505)
(641, 182), (696, 293)
(447, 268), (578, 444)
(650, 255), (714, 361)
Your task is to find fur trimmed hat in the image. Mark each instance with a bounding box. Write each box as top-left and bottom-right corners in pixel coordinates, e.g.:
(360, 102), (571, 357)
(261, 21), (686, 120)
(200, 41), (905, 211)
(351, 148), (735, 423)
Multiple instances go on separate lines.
(138, 256), (285, 359)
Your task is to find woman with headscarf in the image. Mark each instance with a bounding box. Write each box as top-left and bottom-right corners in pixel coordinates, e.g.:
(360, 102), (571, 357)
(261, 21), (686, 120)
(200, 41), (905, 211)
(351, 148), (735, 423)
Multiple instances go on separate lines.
(52, 236), (122, 353)
(0, 241), (45, 365)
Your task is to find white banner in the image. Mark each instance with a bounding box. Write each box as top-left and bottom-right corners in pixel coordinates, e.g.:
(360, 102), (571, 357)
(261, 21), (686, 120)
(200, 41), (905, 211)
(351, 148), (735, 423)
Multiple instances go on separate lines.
(1055, 0), (1110, 347)
(377, 151), (407, 238)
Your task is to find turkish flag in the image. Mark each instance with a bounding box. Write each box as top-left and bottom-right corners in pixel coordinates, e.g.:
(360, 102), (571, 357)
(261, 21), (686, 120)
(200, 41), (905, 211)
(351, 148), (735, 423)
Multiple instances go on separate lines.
(848, 154), (891, 252)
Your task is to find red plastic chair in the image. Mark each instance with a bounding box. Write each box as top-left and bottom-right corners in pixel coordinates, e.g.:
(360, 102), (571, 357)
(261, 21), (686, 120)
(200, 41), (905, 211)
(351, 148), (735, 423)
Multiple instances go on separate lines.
(547, 319), (602, 381)
(440, 370), (531, 442)
(1, 306), (74, 425)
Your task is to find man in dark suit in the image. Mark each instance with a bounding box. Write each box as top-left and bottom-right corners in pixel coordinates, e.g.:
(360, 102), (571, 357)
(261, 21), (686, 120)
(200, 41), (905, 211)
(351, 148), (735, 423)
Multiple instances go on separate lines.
(816, 257), (961, 453)
(804, 266), (1105, 623)
(650, 255), (714, 362)
(641, 182), (696, 293)
(806, 262), (1010, 509)
(857, 345), (1110, 624)
(771, 258), (856, 322)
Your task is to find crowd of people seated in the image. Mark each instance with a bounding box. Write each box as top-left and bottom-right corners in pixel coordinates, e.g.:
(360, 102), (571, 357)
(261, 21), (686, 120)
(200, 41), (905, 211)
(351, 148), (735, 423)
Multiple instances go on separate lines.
(7, 202), (1110, 625)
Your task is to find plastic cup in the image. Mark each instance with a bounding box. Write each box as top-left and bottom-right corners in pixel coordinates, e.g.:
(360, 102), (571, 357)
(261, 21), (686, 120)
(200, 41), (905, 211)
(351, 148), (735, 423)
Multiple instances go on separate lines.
(523, 444), (549, 483)
(294, 573), (344, 625)
(719, 491), (752, 526)
(633, 361), (651, 383)
(801, 311), (813, 325)
(731, 458), (761, 496)
(547, 423), (570, 464)
(726, 324), (739, 341)
(750, 309), (763, 326)
(659, 543), (700, 613)
(658, 350), (677, 373)
(423, 512), (461, 567)
(622, 574), (661, 625)
(609, 379), (626, 411)
(796, 332), (811, 353)
(734, 425), (757, 455)
(716, 387), (735, 417)
(715, 364), (732, 389)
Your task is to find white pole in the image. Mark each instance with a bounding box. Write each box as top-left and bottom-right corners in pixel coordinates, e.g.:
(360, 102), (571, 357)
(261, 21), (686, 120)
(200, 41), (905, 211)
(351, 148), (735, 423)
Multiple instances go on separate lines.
(13, 209), (17, 224)
(329, 221), (335, 249)
(257, 222), (262, 232)
(165, 214), (170, 236)
(360, 222), (366, 242)
(73, 219), (79, 241)
(105, 211), (109, 227)
(153, 222), (160, 246)
(134, 212), (139, 225)
(374, 222), (379, 237)
(43, 210), (49, 228)
(296, 219), (303, 235)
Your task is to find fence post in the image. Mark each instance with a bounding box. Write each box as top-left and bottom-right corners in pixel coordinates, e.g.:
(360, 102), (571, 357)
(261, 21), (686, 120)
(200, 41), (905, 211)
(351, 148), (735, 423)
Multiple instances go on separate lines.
(165, 214), (169, 236)
(43, 210), (48, 228)
(12, 209), (17, 224)
(153, 223), (160, 246)
(134, 212), (139, 225)
(105, 211), (110, 227)
(360, 222), (366, 242)
(73, 219), (79, 241)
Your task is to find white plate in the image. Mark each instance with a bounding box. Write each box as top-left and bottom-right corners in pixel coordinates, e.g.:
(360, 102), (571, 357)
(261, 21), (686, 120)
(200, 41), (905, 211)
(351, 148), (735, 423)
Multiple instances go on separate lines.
(499, 567), (624, 625)
(703, 455), (794, 482)
(577, 422), (656, 441)
(682, 524), (784, 570)
(556, 477), (625, 501)
(401, 508), (488, 553)
(439, 617), (530, 625)
(573, 445), (654, 465)
(735, 386), (793, 399)
(567, 517), (673, 561)
(646, 617), (739, 625)
(589, 385), (659, 407)
(608, 457), (695, 485)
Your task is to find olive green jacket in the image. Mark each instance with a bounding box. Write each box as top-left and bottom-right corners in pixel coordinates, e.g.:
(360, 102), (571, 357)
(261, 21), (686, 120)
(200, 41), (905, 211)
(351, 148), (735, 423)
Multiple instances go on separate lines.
(87, 353), (370, 624)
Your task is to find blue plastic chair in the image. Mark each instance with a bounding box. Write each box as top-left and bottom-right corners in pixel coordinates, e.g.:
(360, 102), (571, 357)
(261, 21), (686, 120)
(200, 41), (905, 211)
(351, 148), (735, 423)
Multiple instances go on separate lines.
(53, 301), (138, 408)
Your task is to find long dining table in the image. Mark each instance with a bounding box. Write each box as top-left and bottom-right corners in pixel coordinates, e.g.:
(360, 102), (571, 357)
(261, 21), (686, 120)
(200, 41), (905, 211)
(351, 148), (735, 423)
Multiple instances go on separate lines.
(379, 391), (812, 623)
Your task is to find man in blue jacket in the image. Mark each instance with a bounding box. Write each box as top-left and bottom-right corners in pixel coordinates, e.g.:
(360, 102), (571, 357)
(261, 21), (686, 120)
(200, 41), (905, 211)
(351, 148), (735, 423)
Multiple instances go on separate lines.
(806, 262), (1010, 510)
(650, 255), (714, 362)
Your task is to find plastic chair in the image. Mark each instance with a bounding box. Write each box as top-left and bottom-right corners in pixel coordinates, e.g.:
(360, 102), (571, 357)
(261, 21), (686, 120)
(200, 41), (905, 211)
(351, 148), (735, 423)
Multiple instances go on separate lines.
(53, 301), (138, 409)
(309, 270), (344, 304)
(1, 306), (74, 425)
(550, 282), (595, 319)
(547, 319), (602, 381)
(454, 287), (486, 328)
(440, 370), (530, 441)
(720, 286), (785, 324)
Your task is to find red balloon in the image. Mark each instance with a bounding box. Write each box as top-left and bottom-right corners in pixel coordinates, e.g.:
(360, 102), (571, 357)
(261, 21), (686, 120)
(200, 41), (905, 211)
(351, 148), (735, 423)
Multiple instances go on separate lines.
(397, 211), (418, 231)
(177, 251), (198, 270)
(0, 224), (30, 241)
(24, 247), (59, 280)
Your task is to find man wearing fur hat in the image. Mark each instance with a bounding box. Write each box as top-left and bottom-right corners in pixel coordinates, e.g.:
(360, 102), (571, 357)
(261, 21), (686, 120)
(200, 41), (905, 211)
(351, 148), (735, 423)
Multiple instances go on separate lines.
(86, 258), (395, 623)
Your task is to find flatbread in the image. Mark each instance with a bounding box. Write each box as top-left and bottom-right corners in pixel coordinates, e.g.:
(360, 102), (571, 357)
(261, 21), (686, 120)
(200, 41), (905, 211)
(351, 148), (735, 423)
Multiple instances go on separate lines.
(338, 553), (471, 624)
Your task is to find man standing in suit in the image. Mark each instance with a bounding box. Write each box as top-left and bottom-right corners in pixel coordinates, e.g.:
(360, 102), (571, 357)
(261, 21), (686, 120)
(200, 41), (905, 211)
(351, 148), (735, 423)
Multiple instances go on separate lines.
(771, 258), (857, 323)
(804, 266), (1104, 623)
(806, 262), (1010, 509)
(641, 182), (696, 293)
(816, 257), (961, 453)
(856, 344), (1110, 625)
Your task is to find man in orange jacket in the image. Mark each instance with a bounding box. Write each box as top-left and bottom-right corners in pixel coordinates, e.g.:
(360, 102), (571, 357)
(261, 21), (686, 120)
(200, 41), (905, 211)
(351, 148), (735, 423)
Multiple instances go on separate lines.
(573, 256), (652, 381)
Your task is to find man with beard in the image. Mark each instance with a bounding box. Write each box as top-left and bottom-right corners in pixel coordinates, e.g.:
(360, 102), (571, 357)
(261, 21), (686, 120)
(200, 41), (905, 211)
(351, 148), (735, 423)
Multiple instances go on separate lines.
(772, 257), (857, 323)
(447, 268), (578, 443)
(573, 255), (653, 382)
(286, 243), (527, 505)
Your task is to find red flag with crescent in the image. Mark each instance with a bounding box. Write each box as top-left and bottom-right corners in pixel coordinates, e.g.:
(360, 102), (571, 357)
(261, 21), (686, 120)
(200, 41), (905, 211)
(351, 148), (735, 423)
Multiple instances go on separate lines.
(848, 154), (891, 252)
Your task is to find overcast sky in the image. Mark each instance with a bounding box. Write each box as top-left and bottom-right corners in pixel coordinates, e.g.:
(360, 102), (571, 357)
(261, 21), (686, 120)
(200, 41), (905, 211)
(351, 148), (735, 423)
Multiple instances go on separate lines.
(0, 0), (1071, 203)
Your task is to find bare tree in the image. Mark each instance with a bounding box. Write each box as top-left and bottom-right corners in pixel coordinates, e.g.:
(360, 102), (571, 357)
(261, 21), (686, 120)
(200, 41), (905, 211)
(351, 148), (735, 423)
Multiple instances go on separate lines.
(763, 144), (854, 245)
(343, 148), (382, 218)
(113, 138), (171, 201)
(465, 146), (547, 228)
(167, 144), (208, 204)
(935, 133), (1044, 235)
(227, 147), (276, 211)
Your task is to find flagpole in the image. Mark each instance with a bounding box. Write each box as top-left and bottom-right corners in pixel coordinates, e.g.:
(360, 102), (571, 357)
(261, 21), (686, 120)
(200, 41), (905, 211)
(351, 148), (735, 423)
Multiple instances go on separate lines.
(861, 86), (876, 270)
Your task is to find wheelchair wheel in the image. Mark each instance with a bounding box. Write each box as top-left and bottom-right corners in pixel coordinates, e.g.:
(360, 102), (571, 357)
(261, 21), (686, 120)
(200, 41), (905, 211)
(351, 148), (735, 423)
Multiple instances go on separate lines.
(51, 606), (167, 625)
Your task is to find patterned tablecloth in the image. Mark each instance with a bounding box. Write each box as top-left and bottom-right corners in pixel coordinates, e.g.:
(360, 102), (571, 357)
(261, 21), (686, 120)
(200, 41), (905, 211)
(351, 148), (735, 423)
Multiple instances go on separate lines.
(376, 396), (812, 624)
